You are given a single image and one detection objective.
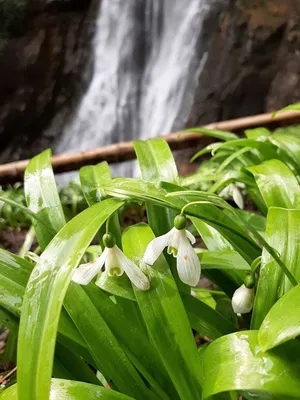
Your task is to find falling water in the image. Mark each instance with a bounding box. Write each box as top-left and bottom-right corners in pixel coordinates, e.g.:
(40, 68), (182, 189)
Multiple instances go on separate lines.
(56, 0), (223, 176)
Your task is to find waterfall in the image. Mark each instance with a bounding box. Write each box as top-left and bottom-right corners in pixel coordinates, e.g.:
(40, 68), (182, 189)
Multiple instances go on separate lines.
(56, 0), (223, 176)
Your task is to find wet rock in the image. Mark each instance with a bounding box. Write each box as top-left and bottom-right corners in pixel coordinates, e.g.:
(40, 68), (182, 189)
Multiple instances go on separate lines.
(0, 0), (97, 162)
(187, 0), (300, 126)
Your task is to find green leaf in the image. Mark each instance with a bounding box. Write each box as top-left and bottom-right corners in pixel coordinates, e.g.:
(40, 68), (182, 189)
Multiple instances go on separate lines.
(0, 248), (89, 354)
(122, 223), (202, 400)
(190, 142), (222, 162)
(105, 178), (261, 264)
(98, 274), (136, 300)
(79, 162), (145, 343)
(184, 127), (238, 141)
(191, 218), (247, 297)
(248, 159), (300, 208)
(213, 138), (278, 160)
(244, 127), (271, 140)
(79, 162), (121, 248)
(269, 126), (300, 174)
(181, 293), (236, 339)
(17, 199), (123, 400)
(80, 162), (112, 205)
(84, 284), (177, 400)
(272, 102), (300, 116)
(0, 379), (135, 400)
(191, 218), (233, 251)
(208, 170), (256, 194)
(259, 284), (300, 351)
(0, 196), (52, 235)
(133, 138), (179, 184)
(191, 288), (217, 308)
(164, 186), (293, 289)
(199, 250), (250, 271)
(216, 146), (254, 175)
(234, 209), (266, 233)
(252, 207), (300, 329)
(201, 331), (300, 399)
(54, 342), (101, 385)
(0, 307), (18, 365)
(133, 139), (187, 292)
(63, 283), (155, 400)
(24, 149), (66, 249)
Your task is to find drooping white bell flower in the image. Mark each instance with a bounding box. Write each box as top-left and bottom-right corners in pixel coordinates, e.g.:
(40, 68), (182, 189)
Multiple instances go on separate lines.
(232, 284), (254, 314)
(219, 183), (244, 209)
(143, 214), (201, 286)
(72, 233), (150, 291)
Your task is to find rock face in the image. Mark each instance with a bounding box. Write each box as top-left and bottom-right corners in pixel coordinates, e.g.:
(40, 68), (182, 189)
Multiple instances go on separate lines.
(0, 0), (300, 163)
(0, 0), (97, 162)
(187, 0), (300, 125)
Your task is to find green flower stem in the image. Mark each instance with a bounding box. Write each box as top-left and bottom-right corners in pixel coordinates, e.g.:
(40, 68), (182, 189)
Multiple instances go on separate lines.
(181, 201), (212, 215)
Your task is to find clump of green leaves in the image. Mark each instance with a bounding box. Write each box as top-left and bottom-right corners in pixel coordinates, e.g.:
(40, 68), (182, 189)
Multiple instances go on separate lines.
(1, 127), (300, 399)
(0, 182), (87, 231)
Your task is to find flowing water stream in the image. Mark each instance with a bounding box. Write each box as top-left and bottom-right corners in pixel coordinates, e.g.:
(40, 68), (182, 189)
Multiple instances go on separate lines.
(56, 0), (224, 176)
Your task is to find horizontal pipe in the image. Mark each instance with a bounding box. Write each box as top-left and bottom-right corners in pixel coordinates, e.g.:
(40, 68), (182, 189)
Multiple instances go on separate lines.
(0, 110), (299, 184)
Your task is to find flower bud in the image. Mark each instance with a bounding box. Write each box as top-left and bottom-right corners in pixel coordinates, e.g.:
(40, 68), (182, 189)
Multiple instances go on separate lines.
(232, 284), (254, 314)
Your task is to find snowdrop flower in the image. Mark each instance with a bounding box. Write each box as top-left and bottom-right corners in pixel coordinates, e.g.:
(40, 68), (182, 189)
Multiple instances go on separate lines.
(72, 233), (150, 291)
(232, 275), (255, 314)
(143, 214), (201, 286)
(219, 183), (244, 209)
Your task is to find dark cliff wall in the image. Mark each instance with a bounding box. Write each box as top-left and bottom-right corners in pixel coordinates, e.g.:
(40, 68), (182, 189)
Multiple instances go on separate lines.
(188, 0), (300, 126)
(0, 0), (300, 163)
(0, 0), (98, 162)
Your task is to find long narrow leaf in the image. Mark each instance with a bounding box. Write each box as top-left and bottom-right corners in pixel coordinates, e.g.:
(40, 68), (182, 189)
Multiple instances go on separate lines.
(258, 284), (300, 351)
(63, 283), (155, 400)
(0, 379), (135, 400)
(134, 139), (187, 292)
(248, 159), (300, 208)
(24, 149), (66, 249)
(201, 331), (300, 399)
(105, 178), (261, 264)
(17, 199), (123, 400)
(84, 284), (177, 400)
(251, 207), (300, 328)
(184, 127), (238, 141)
(122, 223), (202, 400)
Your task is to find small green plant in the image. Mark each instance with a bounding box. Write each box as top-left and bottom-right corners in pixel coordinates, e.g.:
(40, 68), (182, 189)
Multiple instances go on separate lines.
(1, 124), (300, 399)
(0, 182), (87, 232)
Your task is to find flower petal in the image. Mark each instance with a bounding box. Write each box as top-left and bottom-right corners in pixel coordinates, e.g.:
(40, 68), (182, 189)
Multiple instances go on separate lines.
(143, 229), (174, 265)
(232, 284), (254, 314)
(177, 236), (201, 286)
(231, 184), (244, 209)
(167, 228), (181, 256)
(72, 248), (107, 285)
(219, 186), (230, 198)
(105, 247), (124, 276)
(185, 230), (196, 245)
(95, 270), (108, 288)
(115, 246), (150, 291)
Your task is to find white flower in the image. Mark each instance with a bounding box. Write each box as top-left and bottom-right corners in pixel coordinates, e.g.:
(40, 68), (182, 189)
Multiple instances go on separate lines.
(72, 245), (150, 291)
(232, 284), (254, 314)
(219, 183), (244, 209)
(143, 227), (201, 286)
